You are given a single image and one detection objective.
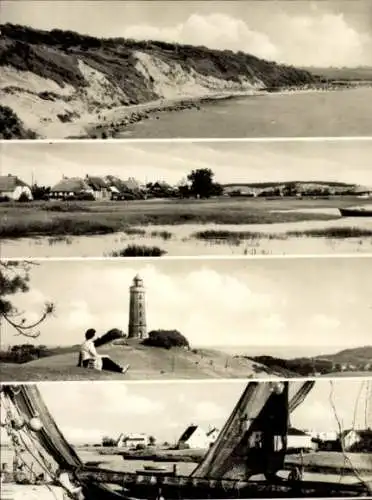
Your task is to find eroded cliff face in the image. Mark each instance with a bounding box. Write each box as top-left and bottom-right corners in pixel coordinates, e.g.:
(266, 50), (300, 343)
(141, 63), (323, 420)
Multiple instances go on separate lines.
(0, 23), (317, 138)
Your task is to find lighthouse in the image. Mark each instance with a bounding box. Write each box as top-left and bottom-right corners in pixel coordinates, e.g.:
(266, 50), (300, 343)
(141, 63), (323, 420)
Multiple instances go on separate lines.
(128, 274), (147, 339)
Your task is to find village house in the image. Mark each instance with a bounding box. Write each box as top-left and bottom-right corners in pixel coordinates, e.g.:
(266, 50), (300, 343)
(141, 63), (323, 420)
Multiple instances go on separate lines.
(341, 429), (372, 452)
(84, 175), (111, 200)
(49, 176), (93, 200)
(355, 185), (372, 199)
(177, 425), (220, 450)
(116, 433), (151, 450)
(285, 428), (314, 452)
(0, 174), (33, 201)
(104, 175), (142, 200)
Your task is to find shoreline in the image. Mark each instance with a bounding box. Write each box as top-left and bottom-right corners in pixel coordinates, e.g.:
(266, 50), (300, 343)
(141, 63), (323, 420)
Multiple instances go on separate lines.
(71, 82), (366, 140)
(78, 89), (261, 139)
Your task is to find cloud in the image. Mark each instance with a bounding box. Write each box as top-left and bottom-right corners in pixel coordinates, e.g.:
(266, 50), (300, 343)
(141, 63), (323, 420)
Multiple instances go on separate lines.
(121, 11), (372, 67)
(311, 314), (341, 330)
(63, 426), (105, 444)
(192, 400), (227, 422)
(122, 13), (278, 61)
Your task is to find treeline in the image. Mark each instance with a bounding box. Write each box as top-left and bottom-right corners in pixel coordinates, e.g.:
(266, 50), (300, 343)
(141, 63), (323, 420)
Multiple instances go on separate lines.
(250, 356), (335, 376)
(0, 344), (55, 364)
(229, 185), (359, 198)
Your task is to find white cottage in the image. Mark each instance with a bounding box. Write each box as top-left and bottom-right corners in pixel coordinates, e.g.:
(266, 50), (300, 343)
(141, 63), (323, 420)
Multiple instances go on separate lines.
(0, 174), (33, 201)
(116, 433), (150, 449)
(177, 425), (219, 449)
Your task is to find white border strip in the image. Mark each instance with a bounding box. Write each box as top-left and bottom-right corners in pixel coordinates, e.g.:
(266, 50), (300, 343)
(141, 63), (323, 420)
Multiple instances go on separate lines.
(2, 375), (372, 386)
(1, 254), (372, 262)
(2, 137), (372, 144)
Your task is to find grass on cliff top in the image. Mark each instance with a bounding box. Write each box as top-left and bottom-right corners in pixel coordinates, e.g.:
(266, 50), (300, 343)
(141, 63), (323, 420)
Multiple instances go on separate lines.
(0, 198), (345, 239)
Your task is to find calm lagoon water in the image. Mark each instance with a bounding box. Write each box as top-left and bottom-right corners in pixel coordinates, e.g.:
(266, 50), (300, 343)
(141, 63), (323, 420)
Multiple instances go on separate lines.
(1, 216), (372, 258)
(119, 87), (372, 138)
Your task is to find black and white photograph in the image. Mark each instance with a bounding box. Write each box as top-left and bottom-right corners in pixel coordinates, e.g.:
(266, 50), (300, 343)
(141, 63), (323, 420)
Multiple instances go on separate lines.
(1, 2), (372, 500)
(1, 257), (371, 382)
(1, 139), (372, 258)
(1, 379), (371, 499)
(1, 0), (372, 139)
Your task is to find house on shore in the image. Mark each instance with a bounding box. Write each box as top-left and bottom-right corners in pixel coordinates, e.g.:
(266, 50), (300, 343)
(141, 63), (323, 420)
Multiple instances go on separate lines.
(286, 427), (314, 451)
(341, 429), (372, 452)
(84, 175), (111, 200)
(0, 174), (33, 201)
(177, 425), (220, 450)
(105, 175), (143, 200)
(50, 176), (93, 200)
(355, 185), (372, 199)
(116, 433), (150, 450)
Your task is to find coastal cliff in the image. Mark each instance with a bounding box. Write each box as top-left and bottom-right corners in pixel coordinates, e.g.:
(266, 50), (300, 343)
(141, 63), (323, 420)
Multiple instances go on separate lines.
(0, 23), (318, 138)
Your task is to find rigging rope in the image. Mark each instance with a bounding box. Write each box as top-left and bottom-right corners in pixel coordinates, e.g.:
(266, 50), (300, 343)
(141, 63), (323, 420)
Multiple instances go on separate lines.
(1, 390), (81, 499)
(328, 379), (371, 493)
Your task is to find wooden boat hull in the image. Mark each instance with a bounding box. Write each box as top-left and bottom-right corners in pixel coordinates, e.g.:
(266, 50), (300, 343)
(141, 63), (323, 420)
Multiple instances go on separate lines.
(77, 468), (372, 499)
(339, 208), (372, 217)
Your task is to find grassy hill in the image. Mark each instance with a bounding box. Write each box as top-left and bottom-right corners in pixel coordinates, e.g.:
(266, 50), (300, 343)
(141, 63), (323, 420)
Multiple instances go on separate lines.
(304, 66), (372, 82)
(0, 342), (282, 381)
(317, 345), (372, 363)
(251, 346), (372, 377)
(0, 23), (318, 138)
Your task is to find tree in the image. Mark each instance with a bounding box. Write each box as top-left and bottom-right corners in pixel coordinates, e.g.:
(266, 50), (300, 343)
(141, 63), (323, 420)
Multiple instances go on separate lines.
(31, 184), (51, 201)
(142, 330), (190, 350)
(0, 261), (54, 338)
(187, 168), (223, 199)
(149, 435), (156, 446)
(102, 436), (117, 447)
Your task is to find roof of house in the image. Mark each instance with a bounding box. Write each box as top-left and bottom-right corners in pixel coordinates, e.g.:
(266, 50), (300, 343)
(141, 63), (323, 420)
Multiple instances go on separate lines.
(85, 176), (109, 190)
(354, 185), (372, 193)
(0, 175), (29, 192)
(105, 175), (140, 192)
(341, 429), (372, 439)
(288, 427), (310, 436)
(206, 427), (219, 437)
(51, 177), (91, 192)
(178, 425), (199, 443)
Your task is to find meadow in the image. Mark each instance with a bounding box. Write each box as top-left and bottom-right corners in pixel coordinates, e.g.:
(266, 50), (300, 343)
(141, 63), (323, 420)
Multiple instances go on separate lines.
(0, 195), (367, 238)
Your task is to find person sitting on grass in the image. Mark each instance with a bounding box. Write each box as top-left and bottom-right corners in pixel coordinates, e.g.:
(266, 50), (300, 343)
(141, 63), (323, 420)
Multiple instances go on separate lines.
(78, 328), (129, 374)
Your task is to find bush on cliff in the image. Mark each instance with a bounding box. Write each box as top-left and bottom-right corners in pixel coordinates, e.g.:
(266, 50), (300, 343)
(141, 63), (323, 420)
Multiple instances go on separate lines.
(0, 105), (37, 139)
(142, 330), (190, 350)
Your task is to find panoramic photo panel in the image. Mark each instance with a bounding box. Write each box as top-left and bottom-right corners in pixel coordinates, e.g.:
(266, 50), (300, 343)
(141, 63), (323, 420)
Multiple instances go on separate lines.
(1, 139), (372, 258)
(1, 379), (371, 499)
(1, 0), (372, 139)
(1, 257), (371, 382)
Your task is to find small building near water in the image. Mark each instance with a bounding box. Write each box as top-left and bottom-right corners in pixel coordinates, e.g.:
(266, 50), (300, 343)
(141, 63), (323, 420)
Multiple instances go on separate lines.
(50, 176), (93, 200)
(341, 429), (372, 452)
(0, 174), (33, 201)
(286, 427), (314, 452)
(177, 425), (220, 449)
(117, 433), (151, 449)
(85, 175), (111, 200)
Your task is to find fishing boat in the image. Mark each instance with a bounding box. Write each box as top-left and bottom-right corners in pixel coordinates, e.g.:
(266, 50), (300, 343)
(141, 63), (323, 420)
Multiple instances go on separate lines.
(1, 382), (371, 499)
(339, 205), (372, 217)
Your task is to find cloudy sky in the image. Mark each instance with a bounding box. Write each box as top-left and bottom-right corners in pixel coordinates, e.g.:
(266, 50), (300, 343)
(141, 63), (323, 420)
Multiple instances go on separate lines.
(3, 140), (372, 188)
(2, 1), (372, 67)
(0, 379), (366, 444)
(2, 257), (371, 354)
